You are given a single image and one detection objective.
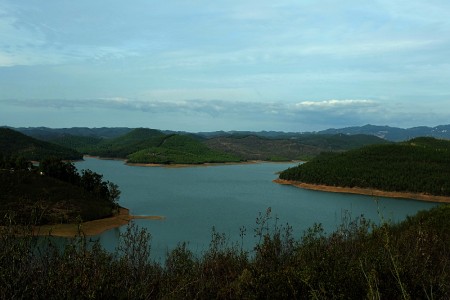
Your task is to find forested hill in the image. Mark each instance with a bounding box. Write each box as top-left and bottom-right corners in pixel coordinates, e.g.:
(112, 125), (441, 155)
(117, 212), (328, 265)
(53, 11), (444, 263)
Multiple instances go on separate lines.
(12, 124), (450, 142)
(49, 129), (388, 163)
(205, 134), (388, 161)
(80, 128), (167, 158)
(0, 157), (119, 225)
(127, 134), (241, 164)
(279, 137), (450, 197)
(57, 128), (242, 164)
(0, 128), (82, 161)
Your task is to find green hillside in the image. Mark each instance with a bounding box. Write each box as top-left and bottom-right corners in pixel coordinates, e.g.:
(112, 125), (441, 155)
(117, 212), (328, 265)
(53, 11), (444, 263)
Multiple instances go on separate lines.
(84, 128), (166, 158)
(279, 137), (450, 196)
(0, 157), (119, 225)
(49, 134), (103, 152)
(205, 134), (388, 161)
(0, 128), (82, 161)
(127, 134), (242, 164)
(0, 171), (114, 225)
(294, 133), (390, 150)
(68, 128), (243, 164)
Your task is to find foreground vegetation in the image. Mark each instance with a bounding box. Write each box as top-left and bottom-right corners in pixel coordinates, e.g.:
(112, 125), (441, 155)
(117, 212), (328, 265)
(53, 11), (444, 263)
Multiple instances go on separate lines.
(1, 204), (449, 298)
(280, 137), (450, 196)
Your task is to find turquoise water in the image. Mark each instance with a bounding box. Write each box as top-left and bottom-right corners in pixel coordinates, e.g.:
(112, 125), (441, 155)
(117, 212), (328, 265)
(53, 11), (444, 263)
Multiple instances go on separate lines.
(75, 157), (438, 260)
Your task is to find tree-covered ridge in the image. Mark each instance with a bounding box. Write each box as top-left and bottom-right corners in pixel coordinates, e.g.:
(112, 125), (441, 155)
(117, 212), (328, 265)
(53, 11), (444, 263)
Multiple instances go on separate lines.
(40, 128), (241, 164)
(0, 157), (120, 225)
(279, 137), (450, 196)
(7, 126), (389, 163)
(79, 128), (241, 164)
(15, 126), (134, 140)
(49, 134), (103, 153)
(81, 128), (167, 158)
(127, 134), (242, 164)
(293, 133), (390, 150)
(0, 128), (82, 161)
(205, 133), (389, 161)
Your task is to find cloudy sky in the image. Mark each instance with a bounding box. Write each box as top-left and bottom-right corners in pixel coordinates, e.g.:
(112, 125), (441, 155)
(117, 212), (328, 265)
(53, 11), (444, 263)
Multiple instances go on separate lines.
(1, 1), (449, 132)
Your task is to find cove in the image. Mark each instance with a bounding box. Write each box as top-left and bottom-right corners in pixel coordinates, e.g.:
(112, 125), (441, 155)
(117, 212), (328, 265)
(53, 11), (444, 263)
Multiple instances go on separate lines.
(75, 157), (438, 261)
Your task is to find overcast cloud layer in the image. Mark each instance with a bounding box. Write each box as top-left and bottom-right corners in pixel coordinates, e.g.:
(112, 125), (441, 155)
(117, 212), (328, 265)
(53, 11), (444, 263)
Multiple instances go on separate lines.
(1, 1), (449, 131)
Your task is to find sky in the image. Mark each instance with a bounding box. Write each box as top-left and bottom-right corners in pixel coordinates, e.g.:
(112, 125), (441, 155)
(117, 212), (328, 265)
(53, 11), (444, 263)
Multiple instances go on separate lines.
(1, 0), (449, 132)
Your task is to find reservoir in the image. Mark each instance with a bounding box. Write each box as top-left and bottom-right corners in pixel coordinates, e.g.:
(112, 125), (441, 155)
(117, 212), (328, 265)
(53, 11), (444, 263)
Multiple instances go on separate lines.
(75, 157), (438, 260)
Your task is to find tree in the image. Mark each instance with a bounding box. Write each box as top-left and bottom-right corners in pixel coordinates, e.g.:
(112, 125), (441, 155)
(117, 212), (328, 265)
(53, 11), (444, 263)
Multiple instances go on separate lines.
(40, 157), (79, 184)
(108, 182), (121, 209)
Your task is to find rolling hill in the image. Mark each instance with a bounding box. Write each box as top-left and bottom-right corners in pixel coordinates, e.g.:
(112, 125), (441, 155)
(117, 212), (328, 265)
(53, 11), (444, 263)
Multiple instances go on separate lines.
(205, 134), (389, 161)
(83, 128), (167, 158)
(0, 128), (82, 161)
(0, 170), (115, 225)
(127, 134), (241, 164)
(318, 124), (450, 141)
(279, 137), (450, 197)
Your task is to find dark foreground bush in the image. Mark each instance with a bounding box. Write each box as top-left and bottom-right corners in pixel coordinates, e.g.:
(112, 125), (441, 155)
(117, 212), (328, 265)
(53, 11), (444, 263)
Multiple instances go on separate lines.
(1, 205), (450, 299)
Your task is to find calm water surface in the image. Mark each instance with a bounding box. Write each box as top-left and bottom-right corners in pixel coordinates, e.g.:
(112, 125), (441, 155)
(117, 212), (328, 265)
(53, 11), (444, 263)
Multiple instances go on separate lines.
(75, 157), (438, 260)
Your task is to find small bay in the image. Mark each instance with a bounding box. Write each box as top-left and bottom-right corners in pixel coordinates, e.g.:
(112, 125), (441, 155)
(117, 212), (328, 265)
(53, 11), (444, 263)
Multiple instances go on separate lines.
(76, 157), (438, 260)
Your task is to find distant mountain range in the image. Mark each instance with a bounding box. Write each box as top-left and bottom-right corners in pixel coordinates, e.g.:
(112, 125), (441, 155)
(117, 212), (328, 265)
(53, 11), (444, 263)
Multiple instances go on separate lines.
(2, 124), (449, 163)
(10, 126), (133, 141)
(7, 124), (450, 142)
(317, 124), (450, 141)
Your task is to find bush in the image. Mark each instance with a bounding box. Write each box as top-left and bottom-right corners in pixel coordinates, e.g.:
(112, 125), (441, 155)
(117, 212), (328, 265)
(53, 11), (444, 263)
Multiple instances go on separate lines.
(1, 205), (450, 298)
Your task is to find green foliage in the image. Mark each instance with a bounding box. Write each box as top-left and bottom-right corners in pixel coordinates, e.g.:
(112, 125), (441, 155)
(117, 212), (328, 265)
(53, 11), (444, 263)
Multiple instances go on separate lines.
(0, 128), (82, 161)
(205, 133), (388, 161)
(127, 134), (242, 164)
(0, 154), (32, 170)
(49, 134), (103, 152)
(84, 128), (166, 158)
(48, 127), (387, 164)
(280, 137), (450, 196)
(0, 157), (120, 225)
(295, 133), (390, 150)
(1, 205), (450, 298)
(40, 156), (80, 185)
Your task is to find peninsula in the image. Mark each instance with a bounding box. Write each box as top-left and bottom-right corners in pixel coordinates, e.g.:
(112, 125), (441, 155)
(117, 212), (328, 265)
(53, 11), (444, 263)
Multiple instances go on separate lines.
(32, 207), (164, 237)
(0, 155), (162, 236)
(277, 137), (450, 202)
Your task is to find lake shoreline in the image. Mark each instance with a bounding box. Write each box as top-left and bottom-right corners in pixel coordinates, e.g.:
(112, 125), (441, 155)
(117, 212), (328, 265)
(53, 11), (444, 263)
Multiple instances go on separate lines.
(127, 160), (301, 168)
(83, 155), (300, 168)
(31, 207), (165, 237)
(274, 179), (450, 203)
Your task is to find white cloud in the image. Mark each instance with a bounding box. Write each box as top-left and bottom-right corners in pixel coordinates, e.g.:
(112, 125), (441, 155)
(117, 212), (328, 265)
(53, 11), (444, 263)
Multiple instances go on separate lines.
(2, 96), (448, 131)
(0, 1), (449, 130)
(1, 97), (381, 116)
(294, 99), (377, 110)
